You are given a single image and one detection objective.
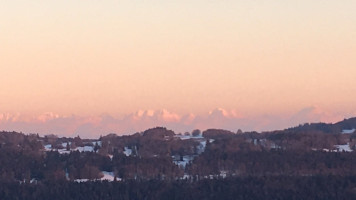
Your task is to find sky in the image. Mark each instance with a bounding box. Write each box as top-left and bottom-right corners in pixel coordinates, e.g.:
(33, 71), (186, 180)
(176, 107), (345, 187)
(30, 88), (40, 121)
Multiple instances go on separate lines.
(1, 1), (356, 138)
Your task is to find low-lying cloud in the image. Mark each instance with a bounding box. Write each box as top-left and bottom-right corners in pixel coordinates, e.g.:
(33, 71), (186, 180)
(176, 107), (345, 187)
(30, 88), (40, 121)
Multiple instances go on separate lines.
(0, 107), (354, 138)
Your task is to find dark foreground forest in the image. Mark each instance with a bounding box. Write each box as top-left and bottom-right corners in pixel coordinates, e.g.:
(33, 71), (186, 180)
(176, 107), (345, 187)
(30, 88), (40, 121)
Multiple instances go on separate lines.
(2, 117), (356, 199)
(2, 176), (356, 200)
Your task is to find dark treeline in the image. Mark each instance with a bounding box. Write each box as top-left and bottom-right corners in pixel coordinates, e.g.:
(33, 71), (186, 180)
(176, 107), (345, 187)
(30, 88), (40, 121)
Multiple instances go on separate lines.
(0, 149), (182, 181)
(188, 150), (356, 177)
(1, 176), (356, 200)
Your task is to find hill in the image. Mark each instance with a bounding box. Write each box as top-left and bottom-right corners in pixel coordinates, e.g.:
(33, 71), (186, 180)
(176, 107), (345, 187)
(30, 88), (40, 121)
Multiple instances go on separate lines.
(2, 118), (356, 199)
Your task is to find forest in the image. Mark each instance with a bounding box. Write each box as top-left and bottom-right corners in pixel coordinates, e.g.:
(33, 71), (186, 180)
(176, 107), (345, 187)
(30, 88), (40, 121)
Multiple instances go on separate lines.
(1, 117), (356, 199)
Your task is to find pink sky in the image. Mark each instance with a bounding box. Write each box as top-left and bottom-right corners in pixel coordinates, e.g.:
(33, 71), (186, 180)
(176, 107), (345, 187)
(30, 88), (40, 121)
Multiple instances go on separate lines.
(0, 107), (354, 138)
(1, 1), (356, 137)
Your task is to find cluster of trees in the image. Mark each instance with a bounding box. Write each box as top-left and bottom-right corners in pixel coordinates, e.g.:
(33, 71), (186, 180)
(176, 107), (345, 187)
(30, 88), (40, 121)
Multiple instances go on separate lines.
(2, 117), (356, 199)
(2, 123), (356, 182)
(188, 149), (356, 177)
(265, 130), (350, 151)
(287, 117), (356, 134)
(98, 127), (199, 157)
(1, 176), (356, 200)
(0, 148), (182, 182)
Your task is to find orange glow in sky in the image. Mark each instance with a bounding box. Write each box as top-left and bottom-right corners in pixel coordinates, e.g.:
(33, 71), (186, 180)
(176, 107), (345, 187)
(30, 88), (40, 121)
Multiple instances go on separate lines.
(1, 1), (355, 136)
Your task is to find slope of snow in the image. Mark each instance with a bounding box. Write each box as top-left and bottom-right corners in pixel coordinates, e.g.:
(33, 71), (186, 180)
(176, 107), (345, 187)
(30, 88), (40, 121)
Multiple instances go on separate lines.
(172, 138), (213, 168)
(197, 141), (207, 154)
(76, 146), (94, 152)
(334, 143), (353, 152)
(175, 134), (204, 140)
(342, 129), (356, 134)
(196, 139), (214, 154)
(43, 144), (95, 154)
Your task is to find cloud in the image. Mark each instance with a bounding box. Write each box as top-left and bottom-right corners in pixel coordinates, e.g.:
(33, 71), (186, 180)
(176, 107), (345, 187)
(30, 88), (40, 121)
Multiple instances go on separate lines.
(289, 106), (344, 125)
(0, 107), (352, 138)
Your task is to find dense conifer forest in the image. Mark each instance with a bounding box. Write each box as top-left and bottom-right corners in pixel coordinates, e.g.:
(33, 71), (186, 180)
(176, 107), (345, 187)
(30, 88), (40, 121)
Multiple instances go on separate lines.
(2, 117), (356, 199)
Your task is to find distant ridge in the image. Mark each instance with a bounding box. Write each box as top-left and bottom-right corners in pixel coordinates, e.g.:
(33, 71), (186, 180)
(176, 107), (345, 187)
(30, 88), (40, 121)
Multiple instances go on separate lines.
(285, 117), (356, 134)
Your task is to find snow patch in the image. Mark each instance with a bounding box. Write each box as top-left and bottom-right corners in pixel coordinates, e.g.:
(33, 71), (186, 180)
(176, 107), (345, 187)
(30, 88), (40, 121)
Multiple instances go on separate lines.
(220, 171), (228, 178)
(43, 143), (95, 154)
(180, 174), (192, 180)
(342, 129), (356, 134)
(92, 141), (102, 146)
(58, 149), (71, 154)
(44, 144), (51, 151)
(30, 179), (37, 184)
(74, 171), (120, 182)
(173, 155), (194, 168)
(74, 179), (89, 183)
(334, 143), (353, 152)
(61, 142), (71, 148)
(175, 135), (192, 140)
(123, 147), (132, 156)
(196, 139), (214, 154)
(100, 171), (120, 181)
(175, 134), (204, 140)
(76, 146), (94, 152)
(197, 141), (207, 154)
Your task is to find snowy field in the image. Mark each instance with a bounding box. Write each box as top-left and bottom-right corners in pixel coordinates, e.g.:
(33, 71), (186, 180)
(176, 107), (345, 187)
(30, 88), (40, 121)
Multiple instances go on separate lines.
(44, 141), (101, 154)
